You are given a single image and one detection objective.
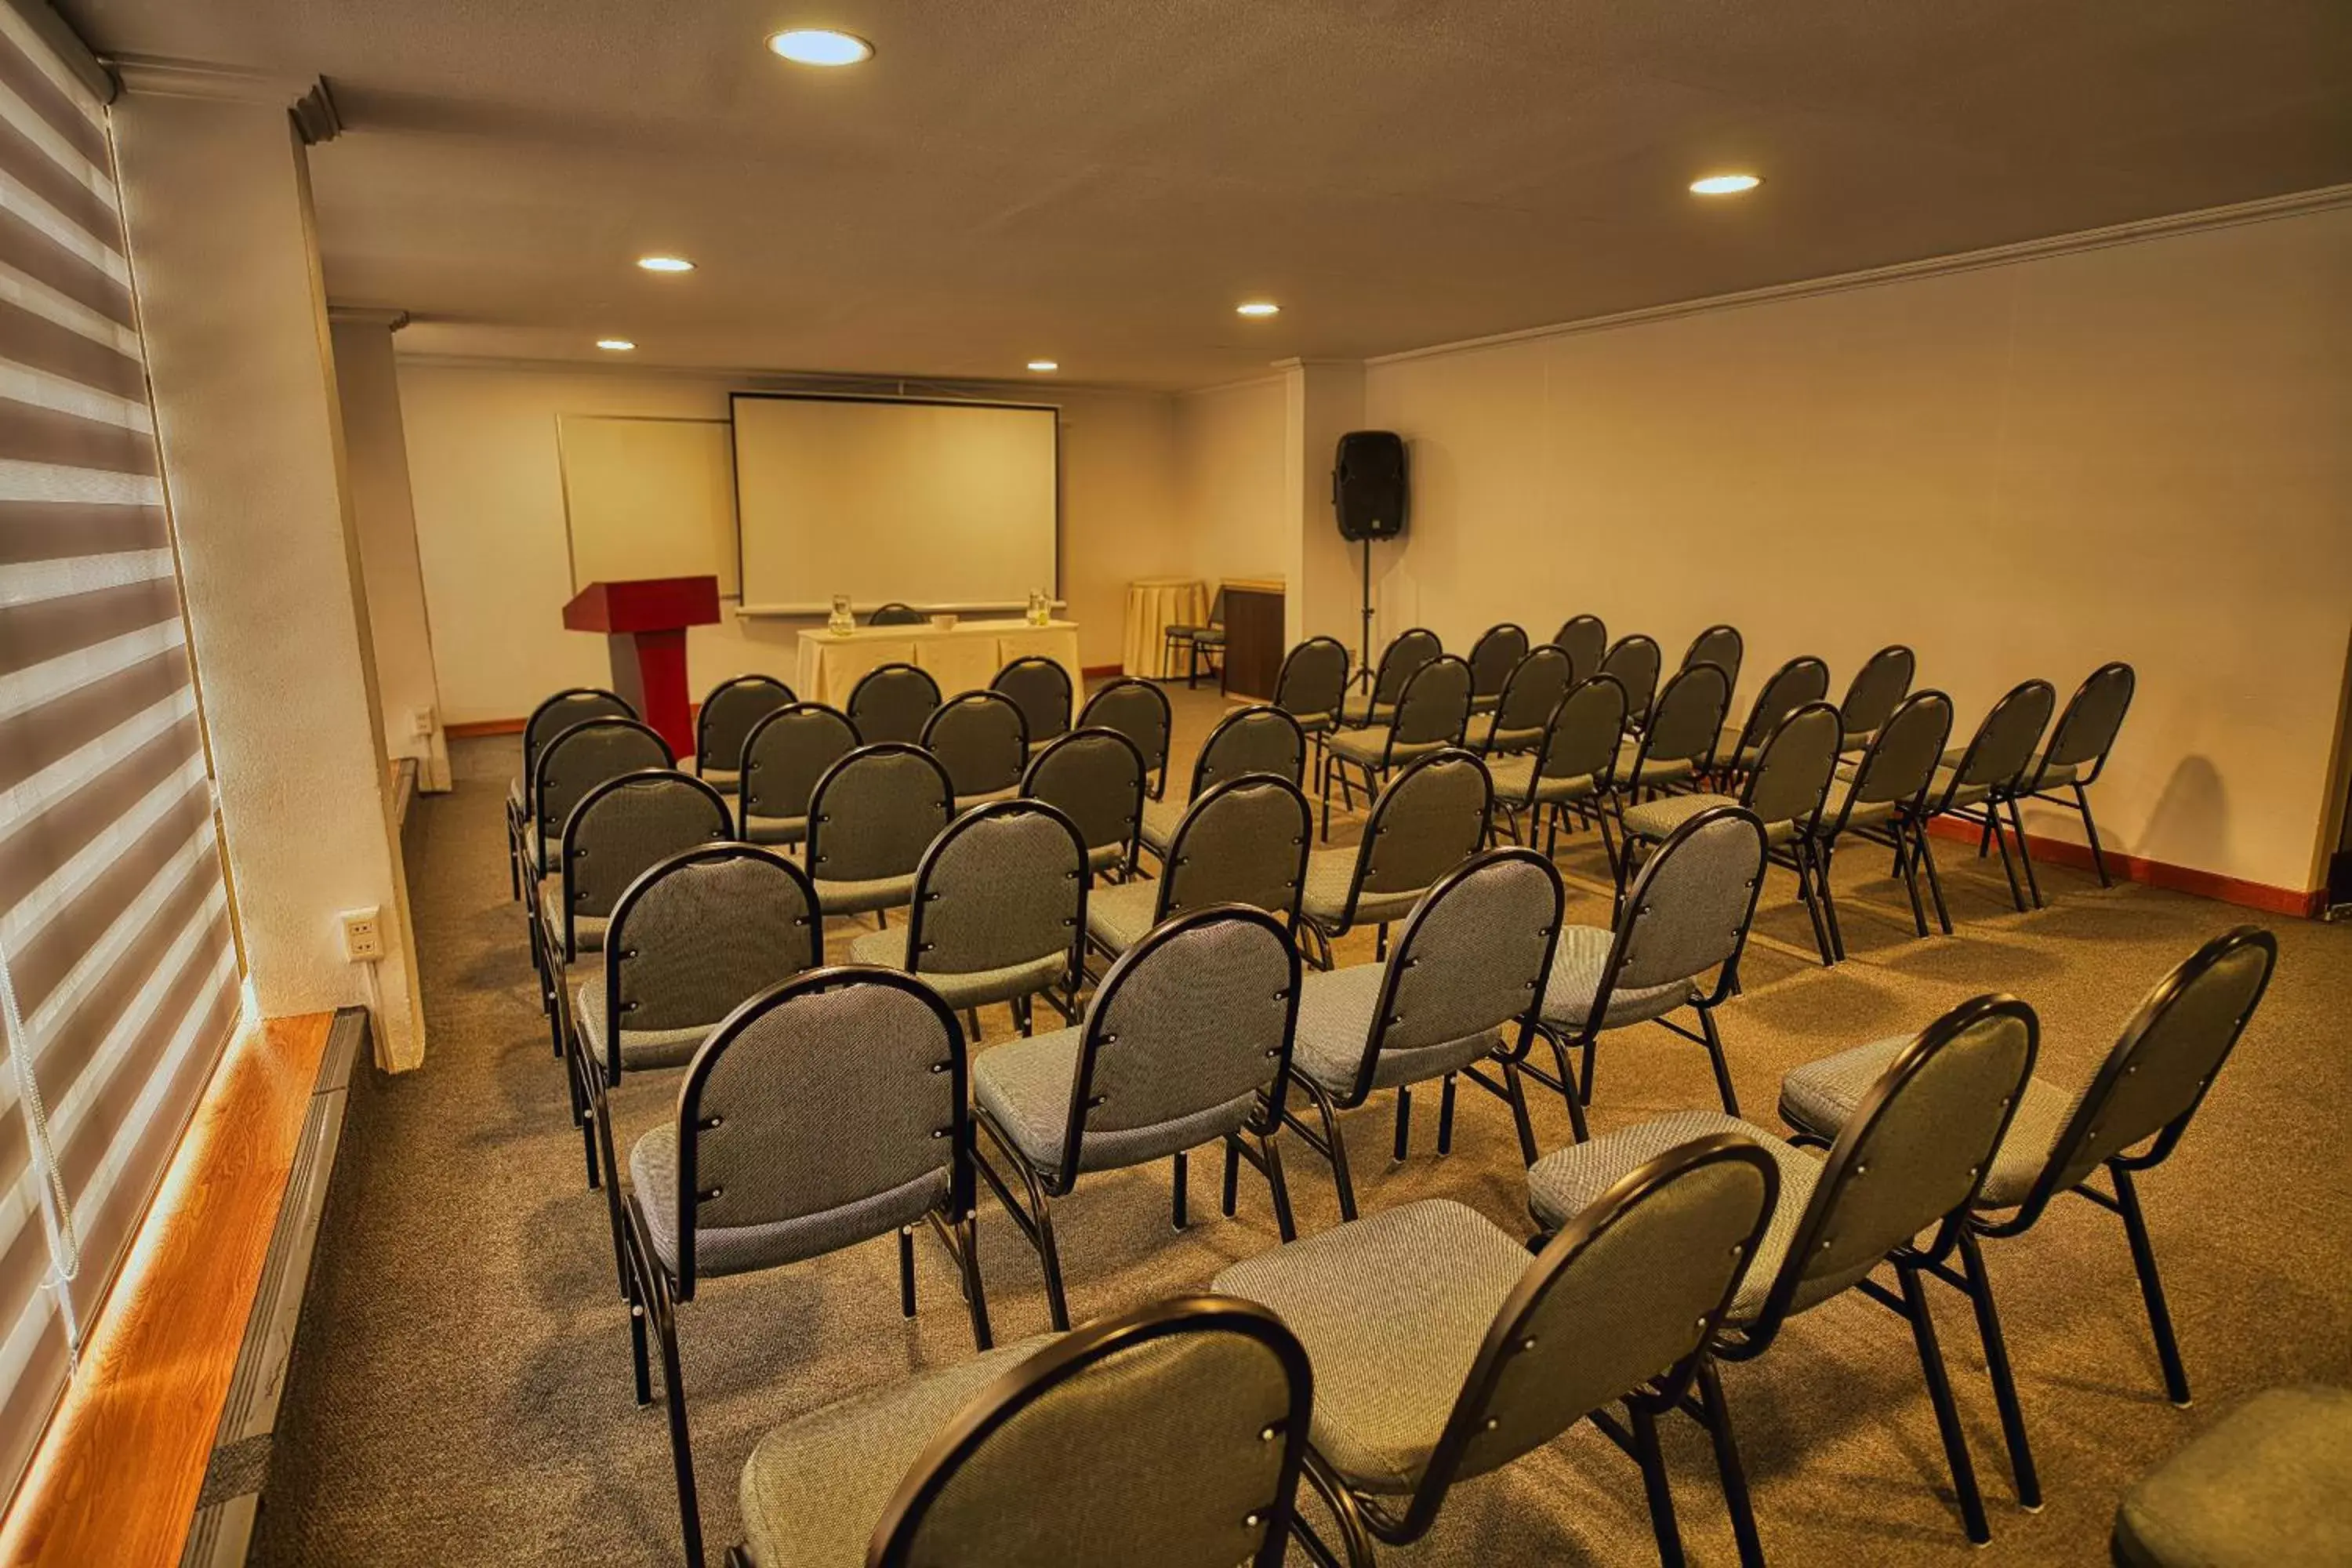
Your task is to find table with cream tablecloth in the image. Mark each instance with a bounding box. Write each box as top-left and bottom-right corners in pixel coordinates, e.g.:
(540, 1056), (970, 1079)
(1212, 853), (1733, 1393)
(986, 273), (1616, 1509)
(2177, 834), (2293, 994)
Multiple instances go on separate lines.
(793, 619), (1083, 707)
(1122, 578), (1207, 679)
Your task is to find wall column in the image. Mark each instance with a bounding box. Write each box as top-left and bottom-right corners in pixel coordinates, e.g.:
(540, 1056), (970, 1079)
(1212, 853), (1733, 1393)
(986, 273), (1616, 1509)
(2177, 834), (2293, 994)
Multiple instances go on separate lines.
(1280, 359), (1374, 661)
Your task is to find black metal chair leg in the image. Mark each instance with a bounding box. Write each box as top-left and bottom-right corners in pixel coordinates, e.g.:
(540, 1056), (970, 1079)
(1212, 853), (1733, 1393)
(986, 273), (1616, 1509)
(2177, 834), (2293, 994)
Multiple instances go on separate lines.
(1983, 804), (2027, 912)
(940, 1210), (993, 1351)
(2005, 797), (2044, 908)
(1958, 1229), (2042, 1509)
(1915, 821), (1953, 934)
(1171, 1150), (1189, 1229)
(1221, 1135), (1241, 1218)
(1794, 843), (1835, 966)
(2074, 783), (2113, 886)
(1258, 1127), (1299, 1243)
(1392, 1085), (1411, 1161)
(1628, 1398), (1689, 1568)
(1696, 1007), (1740, 1118)
(1436, 1073), (1457, 1155)
(898, 1225), (916, 1317)
(1899, 1260), (1991, 1544)
(1289, 1076), (1358, 1221)
(652, 1301), (705, 1567)
(1894, 825), (1931, 938)
(1816, 839), (1847, 961)
(1695, 1359), (1765, 1568)
(2113, 1166), (2191, 1405)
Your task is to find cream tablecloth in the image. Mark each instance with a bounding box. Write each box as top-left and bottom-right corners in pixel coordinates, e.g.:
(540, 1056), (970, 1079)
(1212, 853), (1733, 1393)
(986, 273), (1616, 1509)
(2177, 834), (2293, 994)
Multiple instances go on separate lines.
(1122, 578), (1207, 679)
(793, 619), (1083, 706)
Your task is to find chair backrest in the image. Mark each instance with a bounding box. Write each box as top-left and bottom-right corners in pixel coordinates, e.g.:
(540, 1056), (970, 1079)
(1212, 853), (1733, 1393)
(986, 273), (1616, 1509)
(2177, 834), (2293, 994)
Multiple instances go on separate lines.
(1838, 689), (1953, 817)
(532, 717), (672, 844)
(1589, 805), (1767, 1007)
(804, 744), (955, 885)
(1157, 775), (1312, 927)
(2036, 661), (2136, 784)
(848, 662), (944, 745)
(557, 771), (732, 942)
(1599, 634), (1661, 722)
(991, 656), (1074, 747)
(695, 675), (795, 777)
(1682, 624), (1743, 689)
(1552, 615), (1607, 681)
(869, 1297), (1314, 1568)
(1465, 622), (1530, 701)
(1742, 702), (1842, 833)
(1407, 1134), (1778, 1526)
(2016, 926), (2278, 1221)
(598, 844), (822, 1080)
(1022, 729), (1146, 867)
(1329, 846), (1561, 1105)
(1076, 678), (1172, 794)
(1748, 996), (2038, 1341)
(739, 702), (858, 825)
(924, 691), (1029, 799)
(1190, 705), (1305, 796)
(1367, 627), (1443, 706)
(1733, 656), (1831, 757)
(1051, 906), (1299, 1185)
(1338, 750), (1492, 920)
(869, 601), (926, 626)
(521, 688), (633, 804)
(905, 800), (1087, 980)
(1385, 654), (1473, 753)
(1838, 644), (1916, 738)
(1272, 636), (1350, 726)
(1517, 676), (1627, 804)
(1939, 678), (2056, 805)
(1203, 585), (1228, 627)
(673, 967), (969, 1297)
(1625, 662), (1731, 788)
(1482, 645), (1573, 750)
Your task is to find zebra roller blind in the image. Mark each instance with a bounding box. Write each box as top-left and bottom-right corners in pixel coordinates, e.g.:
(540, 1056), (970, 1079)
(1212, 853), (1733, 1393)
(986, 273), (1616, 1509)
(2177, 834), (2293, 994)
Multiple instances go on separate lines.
(0, 7), (243, 1494)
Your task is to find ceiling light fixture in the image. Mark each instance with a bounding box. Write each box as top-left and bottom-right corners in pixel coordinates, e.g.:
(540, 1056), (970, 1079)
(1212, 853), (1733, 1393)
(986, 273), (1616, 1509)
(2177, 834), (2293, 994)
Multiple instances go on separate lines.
(596, 338), (636, 351)
(1027, 360), (1058, 372)
(1235, 301), (1280, 318)
(636, 256), (695, 273)
(1689, 173), (1762, 196)
(768, 28), (873, 66)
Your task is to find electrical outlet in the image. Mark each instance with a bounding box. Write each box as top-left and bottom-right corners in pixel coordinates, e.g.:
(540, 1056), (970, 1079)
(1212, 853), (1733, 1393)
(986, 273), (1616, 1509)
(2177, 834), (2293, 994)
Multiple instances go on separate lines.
(409, 706), (436, 739)
(340, 907), (386, 962)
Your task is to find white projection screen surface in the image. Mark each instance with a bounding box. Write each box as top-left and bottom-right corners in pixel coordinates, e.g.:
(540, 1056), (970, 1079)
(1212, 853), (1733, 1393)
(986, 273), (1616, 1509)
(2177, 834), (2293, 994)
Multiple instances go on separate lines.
(731, 394), (1061, 612)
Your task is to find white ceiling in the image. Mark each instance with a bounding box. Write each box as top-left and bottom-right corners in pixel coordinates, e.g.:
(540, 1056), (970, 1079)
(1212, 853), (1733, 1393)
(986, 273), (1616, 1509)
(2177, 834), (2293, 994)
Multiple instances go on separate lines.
(63, 1), (2352, 390)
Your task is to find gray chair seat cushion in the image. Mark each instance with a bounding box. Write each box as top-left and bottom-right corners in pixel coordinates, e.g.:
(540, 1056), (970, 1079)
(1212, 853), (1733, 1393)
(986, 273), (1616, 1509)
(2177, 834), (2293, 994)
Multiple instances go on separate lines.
(1472, 724), (1543, 755)
(1138, 796), (1185, 856)
(739, 1335), (1055, 1568)
(1539, 924), (1697, 1034)
(813, 872), (918, 916)
(1291, 962), (1500, 1096)
(742, 812), (808, 846)
(1328, 729), (1448, 771)
(1213, 1197), (1529, 1494)
(1468, 692), (1502, 714)
(701, 766), (741, 789)
(1290, 709), (1337, 735)
(953, 788), (1018, 813)
(629, 1122), (949, 1279)
(1486, 754), (1595, 806)
(1298, 849), (1422, 931)
(1615, 739), (1697, 786)
(2112, 1385), (2352, 1568)
(1085, 840), (1126, 874)
(1778, 1034), (2073, 1209)
(973, 1025), (1258, 1179)
(1083, 881), (1158, 956)
(2028, 753), (2080, 788)
(1339, 695), (1398, 727)
(1527, 1111), (1818, 1319)
(1928, 764), (1992, 810)
(845, 927), (1070, 1011)
(573, 978), (711, 1073)
(1815, 776), (1898, 833)
(536, 882), (608, 953)
(1621, 793), (1796, 847)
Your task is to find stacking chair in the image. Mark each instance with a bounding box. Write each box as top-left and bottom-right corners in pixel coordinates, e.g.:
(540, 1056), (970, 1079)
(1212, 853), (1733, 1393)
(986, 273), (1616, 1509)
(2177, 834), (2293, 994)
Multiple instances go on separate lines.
(991, 655), (1073, 756)
(693, 675), (794, 788)
(1919, 678), (2056, 924)
(1464, 622), (1530, 713)
(1282, 848), (1561, 1220)
(506, 688), (633, 898)
(1338, 627), (1441, 728)
(847, 661), (942, 745)
(1836, 643), (1916, 753)
(1165, 586), (1227, 688)
(972, 906), (1301, 1330)
(1601, 661), (1732, 893)
(572, 845), (821, 1293)
(848, 799), (1089, 1039)
(619, 967), (992, 1568)
(1680, 623), (1744, 691)
(1076, 676), (1172, 798)
(727, 1297), (1323, 1568)
(1218, 1134), (1779, 1568)
(1022, 728), (1146, 877)
(2018, 660), (2137, 893)
(735, 701), (857, 847)
(1777, 927), (2277, 1512)
(1321, 655), (1472, 840)
(1528, 806), (1767, 1134)
(1599, 633), (1661, 727)
(1801, 689), (1953, 961)
(1138, 704), (1304, 863)
(1528, 994), (2041, 1559)
(2108, 1385), (2351, 1568)
(867, 601), (925, 626)
(524, 718), (673, 1018)
(922, 689), (1029, 809)
(1552, 614), (1607, 681)
(1487, 675), (1626, 856)
(1470, 644), (1571, 757)
(1300, 749), (1490, 970)
(1715, 655), (1829, 781)
(1274, 635), (1352, 791)
(1087, 775), (1311, 964)
(803, 743), (955, 923)
(1619, 702), (1842, 966)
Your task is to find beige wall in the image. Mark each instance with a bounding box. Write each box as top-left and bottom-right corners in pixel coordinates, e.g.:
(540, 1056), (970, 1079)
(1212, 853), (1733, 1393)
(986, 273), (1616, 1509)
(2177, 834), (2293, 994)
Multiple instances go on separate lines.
(397, 361), (1183, 723)
(1360, 202), (2352, 895)
(1174, 374), (1290, 590)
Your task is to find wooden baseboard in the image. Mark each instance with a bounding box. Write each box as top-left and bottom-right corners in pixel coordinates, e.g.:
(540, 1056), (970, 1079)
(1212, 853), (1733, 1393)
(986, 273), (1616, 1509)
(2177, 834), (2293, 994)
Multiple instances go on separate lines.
(443, 717), (524, 739)
(1080, 663), (1122, 681)
(1922, 815), (2323, 918)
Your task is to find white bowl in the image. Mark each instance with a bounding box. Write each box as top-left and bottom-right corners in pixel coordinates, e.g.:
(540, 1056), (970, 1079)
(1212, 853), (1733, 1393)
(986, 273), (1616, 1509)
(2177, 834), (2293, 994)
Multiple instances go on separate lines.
(929, 612), (960, 630)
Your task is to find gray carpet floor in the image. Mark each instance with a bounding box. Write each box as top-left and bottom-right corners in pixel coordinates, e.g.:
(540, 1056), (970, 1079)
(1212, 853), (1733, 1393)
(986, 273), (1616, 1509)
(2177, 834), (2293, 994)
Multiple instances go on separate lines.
(260, 685), (2352, 1565)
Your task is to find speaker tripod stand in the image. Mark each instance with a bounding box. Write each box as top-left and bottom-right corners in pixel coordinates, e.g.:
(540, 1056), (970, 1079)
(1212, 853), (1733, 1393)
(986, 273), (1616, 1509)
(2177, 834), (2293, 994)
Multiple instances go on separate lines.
(1356, 536), (1376, 694)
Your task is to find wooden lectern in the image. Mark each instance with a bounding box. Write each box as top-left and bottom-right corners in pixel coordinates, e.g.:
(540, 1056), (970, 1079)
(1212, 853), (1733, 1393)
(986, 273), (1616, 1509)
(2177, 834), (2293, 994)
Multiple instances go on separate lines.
(561, 575), (720, 757)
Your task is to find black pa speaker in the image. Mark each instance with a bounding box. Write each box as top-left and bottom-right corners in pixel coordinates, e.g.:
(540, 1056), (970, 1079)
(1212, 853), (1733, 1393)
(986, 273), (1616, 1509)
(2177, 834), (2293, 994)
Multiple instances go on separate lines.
(1333, 430), (1407, 542)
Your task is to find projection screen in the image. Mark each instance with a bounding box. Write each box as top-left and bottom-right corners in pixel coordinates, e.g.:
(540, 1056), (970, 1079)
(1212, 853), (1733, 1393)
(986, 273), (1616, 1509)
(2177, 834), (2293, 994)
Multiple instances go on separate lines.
(731, 393), (1060, 613)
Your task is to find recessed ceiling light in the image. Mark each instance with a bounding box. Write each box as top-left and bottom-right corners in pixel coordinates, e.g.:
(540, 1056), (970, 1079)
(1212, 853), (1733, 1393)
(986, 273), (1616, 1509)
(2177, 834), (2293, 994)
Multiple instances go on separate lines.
(596, 338), (635, 352)
(768, 28), (873, 66)
(1235, 301), (1280, 318)
(636, 256), (695, 273)
(1690, 173), (1762, 196)
(1027, 360), (1058, 372)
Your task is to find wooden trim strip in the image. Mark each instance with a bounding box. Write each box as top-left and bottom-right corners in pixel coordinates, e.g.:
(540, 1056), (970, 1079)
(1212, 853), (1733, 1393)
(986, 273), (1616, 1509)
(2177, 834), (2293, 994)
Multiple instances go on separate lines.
(1922, 815), (2324, 919)
(1080, 662), (1121, 681)
(443, 717), (524, 739)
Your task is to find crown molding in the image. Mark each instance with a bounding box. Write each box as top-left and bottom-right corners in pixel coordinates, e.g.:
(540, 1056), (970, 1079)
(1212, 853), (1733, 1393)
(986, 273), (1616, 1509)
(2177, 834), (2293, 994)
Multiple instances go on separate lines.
(107, 53), (340, 140)
(1368, 182), (2352, 368)
(390, 349), (1149, 400)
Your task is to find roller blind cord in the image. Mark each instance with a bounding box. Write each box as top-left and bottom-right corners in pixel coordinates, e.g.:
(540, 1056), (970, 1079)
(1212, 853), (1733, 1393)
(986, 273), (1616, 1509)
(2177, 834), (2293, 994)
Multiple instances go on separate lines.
(0, 938), (82, 1354)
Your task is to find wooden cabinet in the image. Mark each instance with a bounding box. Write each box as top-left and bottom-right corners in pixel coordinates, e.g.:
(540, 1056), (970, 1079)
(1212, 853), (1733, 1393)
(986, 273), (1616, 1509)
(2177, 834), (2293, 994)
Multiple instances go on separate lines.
(1220, 579), (1286, 700)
